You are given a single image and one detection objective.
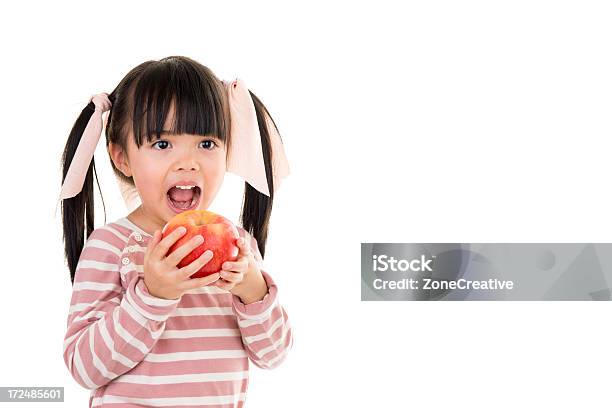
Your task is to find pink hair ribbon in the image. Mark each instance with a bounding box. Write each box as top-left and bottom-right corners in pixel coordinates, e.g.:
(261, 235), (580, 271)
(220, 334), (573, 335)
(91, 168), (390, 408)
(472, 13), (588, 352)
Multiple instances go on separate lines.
(54, 93), (111, 215)
(224, 78), (290, 197)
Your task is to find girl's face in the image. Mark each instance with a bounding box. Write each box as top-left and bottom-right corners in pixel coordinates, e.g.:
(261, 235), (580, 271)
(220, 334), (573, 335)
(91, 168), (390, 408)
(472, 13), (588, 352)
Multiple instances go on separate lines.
(109, 111), (227, 234)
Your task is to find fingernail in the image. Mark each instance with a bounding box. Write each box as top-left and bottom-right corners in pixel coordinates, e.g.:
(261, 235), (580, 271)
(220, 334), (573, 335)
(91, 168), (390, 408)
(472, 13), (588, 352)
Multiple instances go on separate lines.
(178, 227), (186, 234)
(194, 235), (204, 243)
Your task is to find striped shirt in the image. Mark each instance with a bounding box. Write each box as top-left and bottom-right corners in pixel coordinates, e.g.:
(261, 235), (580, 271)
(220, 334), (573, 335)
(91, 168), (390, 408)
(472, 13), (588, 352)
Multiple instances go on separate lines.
(63, 217), (293, 407)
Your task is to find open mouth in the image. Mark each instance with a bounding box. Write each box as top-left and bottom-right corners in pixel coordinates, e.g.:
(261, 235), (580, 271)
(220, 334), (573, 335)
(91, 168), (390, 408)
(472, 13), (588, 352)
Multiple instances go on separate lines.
(167, 186), (202, 213)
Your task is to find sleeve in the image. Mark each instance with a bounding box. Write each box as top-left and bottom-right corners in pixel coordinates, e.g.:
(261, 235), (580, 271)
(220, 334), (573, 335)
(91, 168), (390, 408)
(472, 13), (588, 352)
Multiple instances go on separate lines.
(231, 234), (294, 369)
(62, 227), (181, 390)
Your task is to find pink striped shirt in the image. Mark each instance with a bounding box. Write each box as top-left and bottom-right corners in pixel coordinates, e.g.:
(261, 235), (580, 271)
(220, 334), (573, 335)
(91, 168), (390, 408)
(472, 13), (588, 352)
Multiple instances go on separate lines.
(63, 217), (293, 407)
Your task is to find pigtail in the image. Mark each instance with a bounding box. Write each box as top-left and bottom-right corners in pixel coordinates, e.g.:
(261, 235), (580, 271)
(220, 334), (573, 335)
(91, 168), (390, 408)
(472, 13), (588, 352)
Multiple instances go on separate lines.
(239, 91), (281, 258)
(60, 101), (107, 285)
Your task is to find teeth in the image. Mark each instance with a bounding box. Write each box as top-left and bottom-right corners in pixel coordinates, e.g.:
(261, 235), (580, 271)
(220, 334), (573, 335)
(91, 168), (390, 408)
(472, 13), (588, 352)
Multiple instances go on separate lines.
(174, 185), (196, 189)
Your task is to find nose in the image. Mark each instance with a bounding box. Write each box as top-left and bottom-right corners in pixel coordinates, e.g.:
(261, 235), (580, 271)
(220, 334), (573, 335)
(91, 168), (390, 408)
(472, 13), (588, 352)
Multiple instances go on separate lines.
(173, 156), (200, 172)
(177, 162), (198, 171)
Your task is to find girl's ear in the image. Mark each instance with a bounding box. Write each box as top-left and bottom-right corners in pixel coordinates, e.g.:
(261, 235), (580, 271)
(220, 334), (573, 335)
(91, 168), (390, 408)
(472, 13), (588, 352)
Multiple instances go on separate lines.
(108, 142), (132, 177)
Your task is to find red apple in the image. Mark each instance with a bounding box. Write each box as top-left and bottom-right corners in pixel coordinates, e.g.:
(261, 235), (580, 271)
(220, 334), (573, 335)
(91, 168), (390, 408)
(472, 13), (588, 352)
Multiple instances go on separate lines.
(162, 209), (239, 279)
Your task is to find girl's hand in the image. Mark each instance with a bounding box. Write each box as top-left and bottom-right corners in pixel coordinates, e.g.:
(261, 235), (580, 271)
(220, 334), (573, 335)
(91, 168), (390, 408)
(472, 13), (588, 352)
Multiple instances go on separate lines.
(143, 227), (221, 300)
(213, 236), (268, 303)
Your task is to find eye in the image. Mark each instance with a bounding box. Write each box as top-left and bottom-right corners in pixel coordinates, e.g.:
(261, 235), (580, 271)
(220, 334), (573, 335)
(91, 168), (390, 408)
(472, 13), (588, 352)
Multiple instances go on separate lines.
(151, 140), (169, 150)
(200, 139), (217, 150)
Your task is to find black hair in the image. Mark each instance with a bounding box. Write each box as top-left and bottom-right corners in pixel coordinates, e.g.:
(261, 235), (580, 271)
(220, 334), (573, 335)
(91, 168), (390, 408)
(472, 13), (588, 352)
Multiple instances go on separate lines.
(60, 56), (282, 284)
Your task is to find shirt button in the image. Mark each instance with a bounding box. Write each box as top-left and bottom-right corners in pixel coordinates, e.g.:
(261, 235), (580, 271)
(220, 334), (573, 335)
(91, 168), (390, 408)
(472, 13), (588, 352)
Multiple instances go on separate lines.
(134, 233), (143, 242)
(121, 257), (130, 265)
(128, 245), (137, 253)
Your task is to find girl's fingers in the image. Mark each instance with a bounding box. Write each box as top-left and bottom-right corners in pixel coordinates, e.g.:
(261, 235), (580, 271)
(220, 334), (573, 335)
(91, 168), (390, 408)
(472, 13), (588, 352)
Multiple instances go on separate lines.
(165, 234), (204, 267)
(145, 230), (160, 256)
(220, 270), (242, 283)
(151, 227), (187, 260)
(237, 237), (252, 255)
(222, 260), (247, 271)
(179, 272), (221, 292)
(178, 249), (214, 280)
(214, 277), (237, 290)
(213, 279), (229, 289)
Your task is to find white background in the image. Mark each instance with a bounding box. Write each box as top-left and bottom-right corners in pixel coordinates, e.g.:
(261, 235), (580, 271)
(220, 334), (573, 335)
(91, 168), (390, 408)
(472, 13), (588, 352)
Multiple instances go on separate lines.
(1, 1), (611, 406)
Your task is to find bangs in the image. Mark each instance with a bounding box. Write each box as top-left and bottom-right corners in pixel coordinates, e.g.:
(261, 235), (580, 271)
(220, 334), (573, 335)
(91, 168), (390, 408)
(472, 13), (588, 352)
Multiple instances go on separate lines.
(129, 60), (228, 148)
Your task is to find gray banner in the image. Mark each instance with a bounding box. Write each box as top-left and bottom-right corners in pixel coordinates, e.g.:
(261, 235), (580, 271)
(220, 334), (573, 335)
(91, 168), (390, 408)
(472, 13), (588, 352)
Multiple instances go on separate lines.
(361, 243), (612, 300)
(0, 387), (64, 402)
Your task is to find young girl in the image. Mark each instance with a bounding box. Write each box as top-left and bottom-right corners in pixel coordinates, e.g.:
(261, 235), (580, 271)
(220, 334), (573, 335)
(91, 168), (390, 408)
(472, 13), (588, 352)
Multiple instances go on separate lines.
(59, 56), (293, 408)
